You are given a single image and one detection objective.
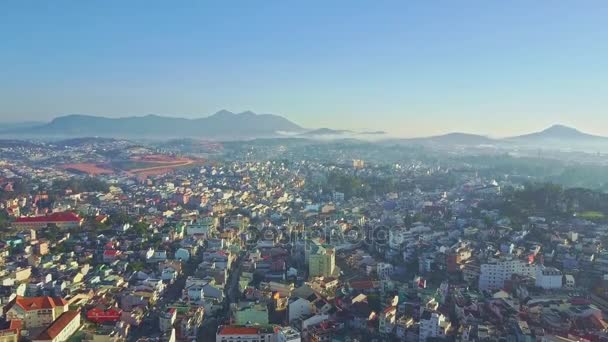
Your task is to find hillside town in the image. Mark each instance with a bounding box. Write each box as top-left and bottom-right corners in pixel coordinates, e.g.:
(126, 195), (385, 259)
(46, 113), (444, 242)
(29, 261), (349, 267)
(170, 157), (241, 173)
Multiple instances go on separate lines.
(1, 139), (608, 342)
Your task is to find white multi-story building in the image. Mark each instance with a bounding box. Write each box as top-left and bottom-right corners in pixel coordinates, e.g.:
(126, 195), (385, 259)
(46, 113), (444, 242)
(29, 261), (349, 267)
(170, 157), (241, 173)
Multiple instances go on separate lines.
(288, 298), (313, 323)
(276, 327), (301, 342)
(478, 258), (536, 290)
(535, 266), (563, 289)
(419, 311), (451, 342)
(33, 310), (81, 342)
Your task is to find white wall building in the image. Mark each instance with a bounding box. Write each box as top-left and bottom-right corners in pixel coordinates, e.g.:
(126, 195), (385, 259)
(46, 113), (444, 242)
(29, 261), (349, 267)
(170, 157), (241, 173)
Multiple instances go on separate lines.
(535, 266), (563, 289)
(288, 298), (313, 323)
(276, 327), (301, 342)
(479, 258), (536, 291)
(419, 311), (451, 342)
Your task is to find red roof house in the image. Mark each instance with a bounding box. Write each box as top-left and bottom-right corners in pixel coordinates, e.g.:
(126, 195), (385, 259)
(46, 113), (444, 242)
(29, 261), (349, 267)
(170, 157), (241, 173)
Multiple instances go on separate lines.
(34, 310), (81, 342)
(86, 307), (122, 324)
(13, 212), (83, 229)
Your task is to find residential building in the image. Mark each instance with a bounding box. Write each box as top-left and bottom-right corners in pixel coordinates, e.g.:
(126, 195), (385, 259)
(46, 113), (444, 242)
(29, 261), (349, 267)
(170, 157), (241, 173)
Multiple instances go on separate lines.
(276, 327), (301, 342)
(5, 296), (68, 328)
(12, 212), (83, 230)
(215, 325), (275, 342)
(479, 258), (536, 291)
(289, 297), (313, 323)
(308, 244), (336, 278)
(33, 310), (81, 342)
(0, 320), (22, 342)
(535, 266), (563, 289)
(379, 306), (397, 334)
(159, 308), (177, 332)
(419, 311), (451, 342)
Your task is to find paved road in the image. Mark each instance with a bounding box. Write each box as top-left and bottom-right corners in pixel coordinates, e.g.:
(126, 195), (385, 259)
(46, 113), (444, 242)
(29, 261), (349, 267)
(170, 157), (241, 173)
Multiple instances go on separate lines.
(129, 253), (245, 341)
(128, 256), (201, 341)
(226, 255), (244, 304)
(198, 254), (244, 341)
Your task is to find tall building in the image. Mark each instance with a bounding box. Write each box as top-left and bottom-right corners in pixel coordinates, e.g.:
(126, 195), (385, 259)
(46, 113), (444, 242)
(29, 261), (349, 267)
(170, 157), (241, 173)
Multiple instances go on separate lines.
(308, 242), (336, 278)
(535, 266), (563, 289)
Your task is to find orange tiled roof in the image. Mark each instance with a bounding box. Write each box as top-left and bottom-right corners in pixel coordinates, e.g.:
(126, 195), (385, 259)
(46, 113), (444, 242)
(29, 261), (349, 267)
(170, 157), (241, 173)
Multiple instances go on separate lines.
(0, 319), (22, 336)
(35, 311), (80, 340)
(14, 296), (68, 311)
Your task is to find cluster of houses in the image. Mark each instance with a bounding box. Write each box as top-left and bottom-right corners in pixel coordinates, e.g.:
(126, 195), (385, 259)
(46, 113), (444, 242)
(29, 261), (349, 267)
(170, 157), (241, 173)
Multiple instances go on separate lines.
(1, 147), (608, 342)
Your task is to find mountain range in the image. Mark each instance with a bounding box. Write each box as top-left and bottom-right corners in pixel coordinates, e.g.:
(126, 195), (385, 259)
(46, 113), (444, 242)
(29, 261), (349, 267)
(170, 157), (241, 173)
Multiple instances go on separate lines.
(5, 110), (303, 139)
(390, 124), (608, 147)
(2, 112), (607, 149)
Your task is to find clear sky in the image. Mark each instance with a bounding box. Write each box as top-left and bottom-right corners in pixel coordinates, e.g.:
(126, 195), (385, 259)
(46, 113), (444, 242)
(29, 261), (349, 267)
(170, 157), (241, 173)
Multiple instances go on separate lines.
(1, 1), (607, 137)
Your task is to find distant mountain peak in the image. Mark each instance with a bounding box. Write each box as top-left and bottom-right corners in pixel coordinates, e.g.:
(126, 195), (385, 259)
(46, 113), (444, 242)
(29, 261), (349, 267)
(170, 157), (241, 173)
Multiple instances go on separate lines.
(510, 124), (605, 141)
(210, 109), (236, 118)
(542, 124), (581, 134)
(210, 110), (263, 118)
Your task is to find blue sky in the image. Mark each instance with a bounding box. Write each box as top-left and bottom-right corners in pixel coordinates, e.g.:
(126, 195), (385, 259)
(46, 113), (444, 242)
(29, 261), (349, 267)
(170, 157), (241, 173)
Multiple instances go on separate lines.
(1, 1), (607, 137)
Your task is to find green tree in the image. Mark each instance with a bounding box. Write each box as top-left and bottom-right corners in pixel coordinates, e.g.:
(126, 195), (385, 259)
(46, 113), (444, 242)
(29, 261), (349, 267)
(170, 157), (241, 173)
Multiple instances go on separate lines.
(133, 222), (149, 236)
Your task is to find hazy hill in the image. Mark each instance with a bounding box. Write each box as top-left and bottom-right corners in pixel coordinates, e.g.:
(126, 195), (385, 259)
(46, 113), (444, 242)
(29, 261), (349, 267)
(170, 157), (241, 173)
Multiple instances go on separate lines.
(11, 110), (303, 139)
(390, 132), (497, 146)
(508, 124), (608, 142)
(299, 128), (353, 136)
(298, 128), (387, 137)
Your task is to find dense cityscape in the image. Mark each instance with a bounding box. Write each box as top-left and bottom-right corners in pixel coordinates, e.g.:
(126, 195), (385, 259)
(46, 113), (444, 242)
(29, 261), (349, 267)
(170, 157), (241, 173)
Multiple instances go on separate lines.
(3, 2), (608, 341)
(0, 137), (608, 341)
